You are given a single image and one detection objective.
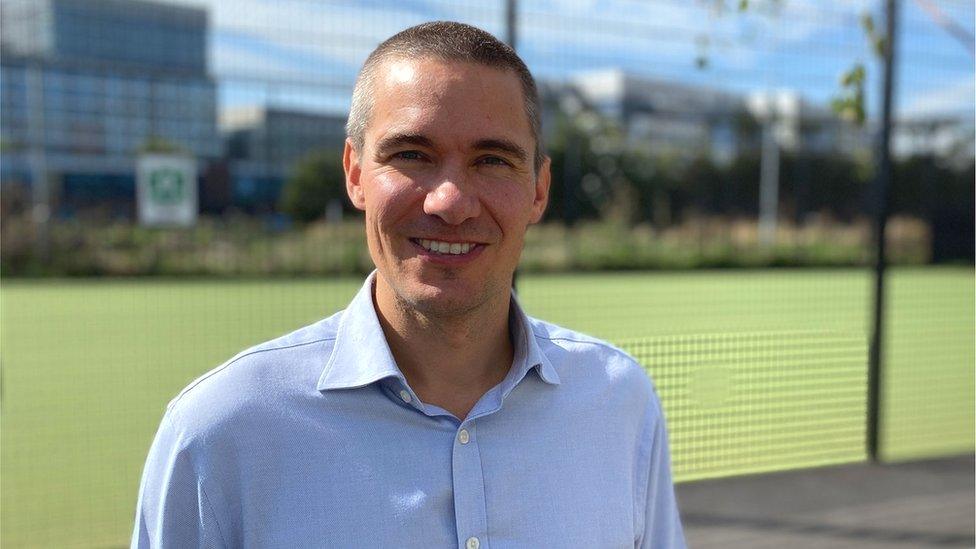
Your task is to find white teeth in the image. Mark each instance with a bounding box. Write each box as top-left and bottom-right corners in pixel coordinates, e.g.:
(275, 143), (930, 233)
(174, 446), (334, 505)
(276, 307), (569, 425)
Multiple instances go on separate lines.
(417, 239), (477, 255)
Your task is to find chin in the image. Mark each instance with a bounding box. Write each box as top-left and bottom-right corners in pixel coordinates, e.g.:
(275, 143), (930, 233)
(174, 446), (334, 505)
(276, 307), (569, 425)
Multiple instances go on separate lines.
(404, 285), (479, 316)
(397, 278), (497, 318)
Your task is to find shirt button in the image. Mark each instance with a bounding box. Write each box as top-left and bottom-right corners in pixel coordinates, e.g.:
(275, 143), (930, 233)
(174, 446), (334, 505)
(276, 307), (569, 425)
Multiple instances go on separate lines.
(398, 390), (412, 404)
(458, 429), (470, 444)
(465, 536), (480, 549)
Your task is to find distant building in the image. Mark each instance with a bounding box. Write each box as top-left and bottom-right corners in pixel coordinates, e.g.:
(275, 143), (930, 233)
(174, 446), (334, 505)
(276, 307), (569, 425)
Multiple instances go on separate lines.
(568, 69), (868, 162)
(570, 69), (745, 163)
(220, 106), (347, 209)
(0, 0), (217, 216)
(744, 90), (868, 156)
(893, 116), (975, 164)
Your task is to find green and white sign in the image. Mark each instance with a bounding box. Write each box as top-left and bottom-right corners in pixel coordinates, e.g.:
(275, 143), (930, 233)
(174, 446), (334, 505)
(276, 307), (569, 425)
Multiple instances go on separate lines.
(137, 154), (198, 226)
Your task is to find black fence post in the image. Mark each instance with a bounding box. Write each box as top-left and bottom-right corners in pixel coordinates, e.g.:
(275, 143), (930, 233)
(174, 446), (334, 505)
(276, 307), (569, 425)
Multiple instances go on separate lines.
(505, 0), (517, 51)
(867, 0), (899, 463)
(507, 0), (519, 292)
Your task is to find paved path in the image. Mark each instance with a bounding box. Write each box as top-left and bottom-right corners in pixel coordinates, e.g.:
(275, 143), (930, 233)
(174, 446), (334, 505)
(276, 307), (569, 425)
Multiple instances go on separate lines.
(676, 455), (975, 548)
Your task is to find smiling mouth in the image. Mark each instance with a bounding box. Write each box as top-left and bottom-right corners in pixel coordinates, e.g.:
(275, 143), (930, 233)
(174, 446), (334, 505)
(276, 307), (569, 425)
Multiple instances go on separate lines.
(410, 238), (481, 255)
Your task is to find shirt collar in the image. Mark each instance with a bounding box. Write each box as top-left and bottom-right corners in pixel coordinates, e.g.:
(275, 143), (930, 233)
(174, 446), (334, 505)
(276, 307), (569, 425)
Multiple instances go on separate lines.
(317, 271), (560, 392)
(508, 289), (561, 387)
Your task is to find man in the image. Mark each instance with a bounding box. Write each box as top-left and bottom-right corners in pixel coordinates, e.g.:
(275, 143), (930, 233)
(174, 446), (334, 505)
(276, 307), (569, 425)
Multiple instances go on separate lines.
(133, 21), (685, 548)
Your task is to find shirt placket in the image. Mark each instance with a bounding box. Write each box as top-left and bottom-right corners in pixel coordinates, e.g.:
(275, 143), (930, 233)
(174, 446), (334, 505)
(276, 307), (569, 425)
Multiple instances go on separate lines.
(452, 420), (488, 549)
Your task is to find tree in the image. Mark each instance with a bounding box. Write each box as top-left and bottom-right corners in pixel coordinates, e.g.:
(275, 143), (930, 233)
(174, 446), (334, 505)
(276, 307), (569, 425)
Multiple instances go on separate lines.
(279, 149), (348, 223)
(699, 0), (886, 126)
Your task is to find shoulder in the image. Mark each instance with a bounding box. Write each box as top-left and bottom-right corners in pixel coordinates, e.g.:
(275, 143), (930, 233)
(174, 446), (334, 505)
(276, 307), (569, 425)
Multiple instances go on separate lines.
(528, 317), (659, 406)
(529, 316), (647, 377)
(160, 310), (343, 437)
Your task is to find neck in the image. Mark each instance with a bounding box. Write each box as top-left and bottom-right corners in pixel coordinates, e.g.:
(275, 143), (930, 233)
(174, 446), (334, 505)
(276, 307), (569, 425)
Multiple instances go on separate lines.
(373, 276), (514, 420)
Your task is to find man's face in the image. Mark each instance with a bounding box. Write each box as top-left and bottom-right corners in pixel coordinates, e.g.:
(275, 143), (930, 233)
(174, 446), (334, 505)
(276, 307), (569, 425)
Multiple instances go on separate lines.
(344, 58), (550, 318)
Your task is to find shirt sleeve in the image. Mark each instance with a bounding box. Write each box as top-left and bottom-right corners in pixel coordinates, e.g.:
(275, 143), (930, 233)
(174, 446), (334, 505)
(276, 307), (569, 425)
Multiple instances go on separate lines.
(132, 410), (227, 549)
(636, 399), (686, 549)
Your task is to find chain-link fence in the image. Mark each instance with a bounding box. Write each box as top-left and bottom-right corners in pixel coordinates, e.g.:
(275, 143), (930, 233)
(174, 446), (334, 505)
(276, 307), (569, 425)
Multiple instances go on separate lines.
(1, 0), (973, 546)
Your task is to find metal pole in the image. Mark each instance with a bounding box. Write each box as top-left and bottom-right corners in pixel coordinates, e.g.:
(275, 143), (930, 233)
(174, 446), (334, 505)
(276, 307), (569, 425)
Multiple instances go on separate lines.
(758, 103), (780, 247)
(506, 0), (517, 291)
(867, 0), (898, 462)
(26, 62), (51, 261)
(505, 0), (517, 50)
(564, 127), (581, 226)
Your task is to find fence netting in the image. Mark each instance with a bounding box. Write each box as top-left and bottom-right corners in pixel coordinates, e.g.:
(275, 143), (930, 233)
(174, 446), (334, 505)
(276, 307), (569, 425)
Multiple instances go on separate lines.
(1, 0), (973, 546)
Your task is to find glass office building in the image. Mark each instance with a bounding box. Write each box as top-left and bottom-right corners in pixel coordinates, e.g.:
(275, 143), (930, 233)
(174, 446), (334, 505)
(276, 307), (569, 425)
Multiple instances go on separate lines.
(0, 0), (217, 216)
(220, 106), (348, 209)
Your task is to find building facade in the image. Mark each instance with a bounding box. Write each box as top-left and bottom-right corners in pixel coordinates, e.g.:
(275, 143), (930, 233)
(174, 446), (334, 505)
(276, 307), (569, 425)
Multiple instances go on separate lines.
(569, 69), (869, 162)
(220, 106), (348, 210)
(0, 0), (217, 216)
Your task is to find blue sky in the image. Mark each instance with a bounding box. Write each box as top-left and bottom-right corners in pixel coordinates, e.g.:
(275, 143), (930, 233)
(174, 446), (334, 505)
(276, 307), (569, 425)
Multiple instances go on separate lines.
(168, 0), (974, 122)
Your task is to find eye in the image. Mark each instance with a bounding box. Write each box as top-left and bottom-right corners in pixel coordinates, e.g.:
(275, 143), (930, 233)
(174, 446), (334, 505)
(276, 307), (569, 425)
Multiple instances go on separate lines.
(393, 150), (426, 161)
(477, 155), (511, 167)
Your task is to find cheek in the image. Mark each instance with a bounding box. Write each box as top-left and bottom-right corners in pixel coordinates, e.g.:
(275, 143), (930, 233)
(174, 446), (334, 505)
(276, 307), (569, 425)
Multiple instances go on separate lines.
(483, 179), (538, 226)
(367, 173), (424, 226)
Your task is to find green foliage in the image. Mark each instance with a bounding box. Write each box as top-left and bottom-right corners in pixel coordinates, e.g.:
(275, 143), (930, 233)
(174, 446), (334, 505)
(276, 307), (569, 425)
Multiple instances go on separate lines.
(704, 1), (886, 127)
(831, 63), (866, 125)
(3, 148), (970, 277)
(860, 12), (887, 57)
(0, 214), (935, 277)
(0, 136), (23, 152)
(279, 149), (348, 223)
(138, 136), (186, 154)
(828, 10), (894, 126)
(548, 141), (880, 227)
(693, 0), (782, 71)
(830, 12), (886, 126)
(544, 108), (624, 224)
(703, 0), (781, 15)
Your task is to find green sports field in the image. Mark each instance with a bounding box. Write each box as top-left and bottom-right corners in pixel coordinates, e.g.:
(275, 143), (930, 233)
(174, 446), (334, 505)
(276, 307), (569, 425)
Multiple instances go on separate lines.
(2, 267), (973, 547)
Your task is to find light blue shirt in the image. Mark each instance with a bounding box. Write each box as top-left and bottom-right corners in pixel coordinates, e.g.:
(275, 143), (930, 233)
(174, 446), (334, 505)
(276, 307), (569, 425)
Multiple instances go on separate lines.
(133, 272), (685, 548)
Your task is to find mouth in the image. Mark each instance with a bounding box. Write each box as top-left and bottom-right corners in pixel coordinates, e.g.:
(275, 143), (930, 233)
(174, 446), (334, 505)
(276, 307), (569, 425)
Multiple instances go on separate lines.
(409, 238), (484, 257)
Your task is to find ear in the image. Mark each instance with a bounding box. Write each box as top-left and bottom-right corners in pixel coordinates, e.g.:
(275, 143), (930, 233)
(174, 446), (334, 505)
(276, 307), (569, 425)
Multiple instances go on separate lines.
(343, 138), (366, 211)
(528, 155), (551, 224)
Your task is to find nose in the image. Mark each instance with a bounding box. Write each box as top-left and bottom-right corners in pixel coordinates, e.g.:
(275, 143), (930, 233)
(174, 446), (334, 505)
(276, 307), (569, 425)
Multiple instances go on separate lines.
(423, 172), (481, 226)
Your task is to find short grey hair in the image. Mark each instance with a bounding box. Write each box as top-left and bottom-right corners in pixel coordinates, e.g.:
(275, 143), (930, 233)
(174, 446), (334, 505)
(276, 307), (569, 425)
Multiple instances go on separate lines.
(346, 21), (544, 171)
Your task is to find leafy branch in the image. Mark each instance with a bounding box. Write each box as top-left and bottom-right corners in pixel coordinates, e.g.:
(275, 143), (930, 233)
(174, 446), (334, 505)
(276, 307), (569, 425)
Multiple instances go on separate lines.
(697, 1), (886, 126)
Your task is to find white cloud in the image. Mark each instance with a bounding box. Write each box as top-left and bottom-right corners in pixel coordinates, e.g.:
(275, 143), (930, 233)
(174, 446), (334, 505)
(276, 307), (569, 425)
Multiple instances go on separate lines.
(170, 0), (873, 82)
(516, 0), (875, 78)
(162, 0), (971, 120)
(171, 0), (430, 71)
(901, 75), (976, 118)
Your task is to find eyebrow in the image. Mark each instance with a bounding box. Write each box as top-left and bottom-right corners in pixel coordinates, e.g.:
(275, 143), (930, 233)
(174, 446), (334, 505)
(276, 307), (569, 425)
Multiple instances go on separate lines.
(373, 133), (528, 164)
(473, 138), (528, 164)
(373, 133), (435, 157)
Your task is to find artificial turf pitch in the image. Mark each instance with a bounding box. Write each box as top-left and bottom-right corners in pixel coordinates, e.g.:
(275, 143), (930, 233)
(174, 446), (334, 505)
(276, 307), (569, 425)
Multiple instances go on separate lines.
(1, 267), (972, 547)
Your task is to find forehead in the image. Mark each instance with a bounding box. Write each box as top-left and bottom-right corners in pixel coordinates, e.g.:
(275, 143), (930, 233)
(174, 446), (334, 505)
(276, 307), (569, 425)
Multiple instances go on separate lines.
(366, 57), (531, 146)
